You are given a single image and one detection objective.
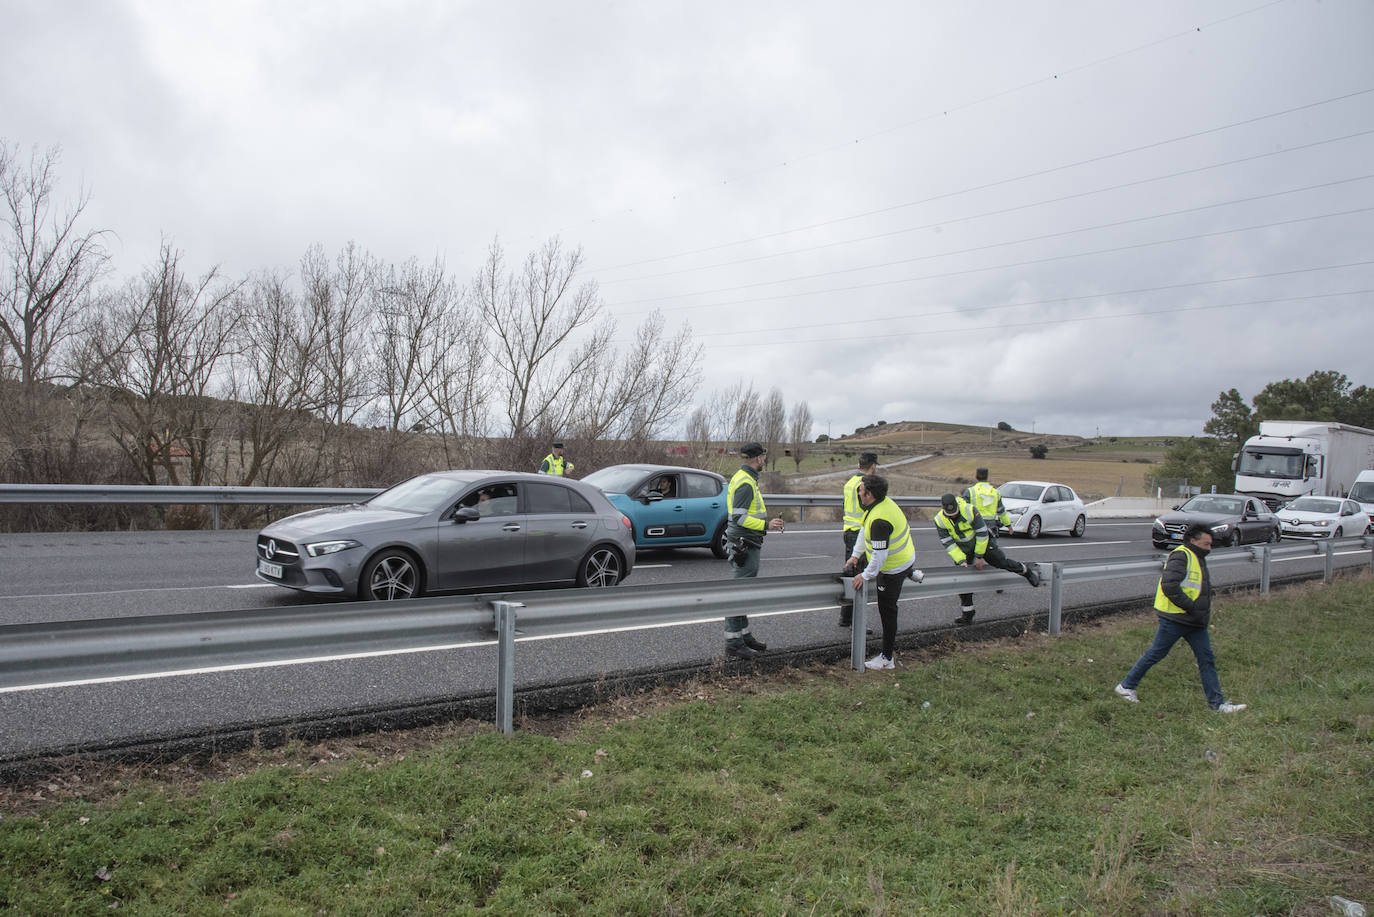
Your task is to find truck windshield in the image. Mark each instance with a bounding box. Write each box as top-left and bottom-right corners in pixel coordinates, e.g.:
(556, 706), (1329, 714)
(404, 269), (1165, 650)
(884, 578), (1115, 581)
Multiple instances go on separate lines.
(1350, 481), (1374, 503)
(1236, 450), (1305, 479)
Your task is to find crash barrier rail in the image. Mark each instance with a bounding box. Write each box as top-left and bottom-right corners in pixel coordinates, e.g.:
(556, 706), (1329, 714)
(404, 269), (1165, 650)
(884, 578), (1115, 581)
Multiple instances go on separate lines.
(2, 536), (1369, 738)
(0, 483), (940, 528)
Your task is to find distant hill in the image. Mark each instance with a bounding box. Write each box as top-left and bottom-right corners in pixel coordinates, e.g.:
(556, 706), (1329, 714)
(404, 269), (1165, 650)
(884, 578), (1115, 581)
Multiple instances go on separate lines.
(830, 420), (1085, 452)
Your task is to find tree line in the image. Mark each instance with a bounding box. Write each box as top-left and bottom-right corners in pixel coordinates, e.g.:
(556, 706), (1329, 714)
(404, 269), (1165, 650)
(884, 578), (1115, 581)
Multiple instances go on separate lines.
(1154, 370), (1374, 493)
(0, 144), (815, 529)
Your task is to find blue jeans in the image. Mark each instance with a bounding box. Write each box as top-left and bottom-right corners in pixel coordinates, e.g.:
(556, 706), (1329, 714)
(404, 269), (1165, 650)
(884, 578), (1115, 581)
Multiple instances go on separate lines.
(1121, 616), (1225, 708)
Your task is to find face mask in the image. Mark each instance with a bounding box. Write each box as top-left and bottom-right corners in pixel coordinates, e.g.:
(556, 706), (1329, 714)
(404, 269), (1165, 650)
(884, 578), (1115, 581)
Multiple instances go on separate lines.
(1192, 545), (1211, 558)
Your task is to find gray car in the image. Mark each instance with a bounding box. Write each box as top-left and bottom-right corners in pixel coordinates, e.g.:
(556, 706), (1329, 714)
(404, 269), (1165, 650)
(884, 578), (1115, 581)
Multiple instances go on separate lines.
(255, 470), (635, 599)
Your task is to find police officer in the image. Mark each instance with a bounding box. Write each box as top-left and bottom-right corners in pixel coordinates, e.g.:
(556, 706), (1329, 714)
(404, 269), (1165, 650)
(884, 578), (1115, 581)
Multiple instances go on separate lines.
(538, 441), (574, 476)
(933, 492), (1040, 626)
(723, 441), (784, 659)
(962, 468), (1010, 542)
(838, 452), (878, 627)
(843, 474), (924, 669)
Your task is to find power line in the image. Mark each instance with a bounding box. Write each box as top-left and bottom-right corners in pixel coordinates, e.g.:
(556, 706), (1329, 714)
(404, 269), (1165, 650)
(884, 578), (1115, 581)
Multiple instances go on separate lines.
(591, 84), (1374, 274)
(705, 288), (1374, 348)
(606, 172), (1374, 307)
(686, 260), (1374, 339)
(600, 129), (1374, 286)
(606, 205), (1374, 316)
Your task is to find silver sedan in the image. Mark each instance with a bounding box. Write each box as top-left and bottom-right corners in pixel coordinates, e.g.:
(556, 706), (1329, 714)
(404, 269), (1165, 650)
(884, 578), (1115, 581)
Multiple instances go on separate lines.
(255, 471), (636, 600)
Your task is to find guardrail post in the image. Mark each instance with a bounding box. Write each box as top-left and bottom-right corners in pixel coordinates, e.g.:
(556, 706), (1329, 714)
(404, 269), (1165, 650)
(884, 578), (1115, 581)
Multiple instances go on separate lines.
(493, 600), (522, 735)
(851, 577), (867, 671)
(212, 504), (220, 530)
(1323, 539), (1335, 583)
(1259, 543), (1271, 595)
(1048, 563), (1063, 636)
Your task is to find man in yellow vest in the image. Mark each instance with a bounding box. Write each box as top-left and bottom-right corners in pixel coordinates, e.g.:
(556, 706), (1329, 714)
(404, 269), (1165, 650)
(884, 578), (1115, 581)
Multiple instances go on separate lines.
(838, 452), (878, 628)
(844, 474), (924, 669)
(538, 441), (574, 476)
(962, 468), (1011, 542)
(1114, 523), (1247, 712)
(723, 441), (784, 660)
(933, 492), (1040, 626)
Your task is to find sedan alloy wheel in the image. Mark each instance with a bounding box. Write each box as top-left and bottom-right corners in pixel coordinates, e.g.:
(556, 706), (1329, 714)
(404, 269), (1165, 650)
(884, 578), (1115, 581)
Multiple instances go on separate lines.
(578, 546), (624, 587)
(362, 550), (420, 600)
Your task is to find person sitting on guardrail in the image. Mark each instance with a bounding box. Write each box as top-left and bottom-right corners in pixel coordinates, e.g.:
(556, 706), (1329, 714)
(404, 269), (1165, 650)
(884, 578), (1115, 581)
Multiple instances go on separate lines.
(933, 492), (1041, 627)
(1114, 523), (1247, 714)
(843, 473), (924, 670)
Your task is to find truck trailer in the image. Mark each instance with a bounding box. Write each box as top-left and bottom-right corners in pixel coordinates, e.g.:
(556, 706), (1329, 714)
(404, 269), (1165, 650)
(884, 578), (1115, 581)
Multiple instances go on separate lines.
(1233, 420), (1374, 510)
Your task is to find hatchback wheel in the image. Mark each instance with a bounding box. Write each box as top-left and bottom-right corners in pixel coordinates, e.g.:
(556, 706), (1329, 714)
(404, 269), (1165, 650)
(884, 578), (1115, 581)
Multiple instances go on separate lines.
(710, 521), (729, 559)
(1333, 527), (1343, 538)
(360, 549), (421, 600)
(1268, 526), (1280, 544)
(1070, 515), (1086, 538)
(577, 545), (624, 587)
(1026, 516), (1042, 539)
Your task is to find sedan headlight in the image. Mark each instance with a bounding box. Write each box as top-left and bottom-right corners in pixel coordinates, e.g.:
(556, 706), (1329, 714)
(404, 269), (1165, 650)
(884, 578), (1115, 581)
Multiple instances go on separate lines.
(1006, 506), (1025, 516)
(1209, 523), (1231, 534)
(1152, 519), (1164, 531)
(1310, 519), (1330, 527)
(305, 539), (361, 557)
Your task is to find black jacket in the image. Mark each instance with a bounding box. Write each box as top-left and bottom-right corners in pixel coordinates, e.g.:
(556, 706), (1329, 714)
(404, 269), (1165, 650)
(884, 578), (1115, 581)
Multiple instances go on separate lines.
(1157, 543), (1212, 628)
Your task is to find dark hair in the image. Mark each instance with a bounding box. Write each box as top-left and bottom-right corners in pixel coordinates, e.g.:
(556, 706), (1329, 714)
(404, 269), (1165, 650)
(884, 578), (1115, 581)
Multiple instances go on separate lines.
(976, 467), (989, 480)
(1184, 523), (1212, 543)
(859, 452), (878, 468)
(861, 473), (888, 501)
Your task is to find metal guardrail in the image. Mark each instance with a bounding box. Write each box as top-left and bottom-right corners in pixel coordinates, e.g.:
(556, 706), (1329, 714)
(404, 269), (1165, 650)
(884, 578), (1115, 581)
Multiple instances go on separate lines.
(0, 482), (938, 527)
(2, 535), (1370, 739)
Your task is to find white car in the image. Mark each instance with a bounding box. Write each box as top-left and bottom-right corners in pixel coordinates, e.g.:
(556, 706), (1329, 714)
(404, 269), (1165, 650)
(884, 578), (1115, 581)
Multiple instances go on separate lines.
(996, 481), (1087, 538)
(1276, 496), (1372, 539)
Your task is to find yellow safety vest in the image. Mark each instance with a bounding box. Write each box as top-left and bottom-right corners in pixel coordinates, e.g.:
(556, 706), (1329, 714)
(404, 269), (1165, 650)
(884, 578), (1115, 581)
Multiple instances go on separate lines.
(540, 454), (572, 476)
(842, 474), (864, 531)
(933, 498), (987, 564)
(967, 481), (1010, 527)
(728, 467), (768, 533)
(860, 497), (915, 572)
(1154, 545), (1202, 615)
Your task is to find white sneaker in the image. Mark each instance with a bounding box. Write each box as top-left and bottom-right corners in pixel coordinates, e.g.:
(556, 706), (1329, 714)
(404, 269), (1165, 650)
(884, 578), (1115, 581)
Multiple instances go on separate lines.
(1113, 683), (1138, 703)
(865, 653), (895, 670)
(908, 567), (925, 583)
(1216, 702), (1247, 714)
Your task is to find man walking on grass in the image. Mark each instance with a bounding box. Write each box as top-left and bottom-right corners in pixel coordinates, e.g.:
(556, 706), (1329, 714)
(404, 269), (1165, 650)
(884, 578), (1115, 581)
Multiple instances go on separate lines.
(1115, 523), (1247, 713)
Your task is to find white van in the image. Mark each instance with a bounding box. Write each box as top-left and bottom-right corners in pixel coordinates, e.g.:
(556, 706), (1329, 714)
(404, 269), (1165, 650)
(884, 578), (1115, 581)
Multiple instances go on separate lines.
(1349, 469), (1374, 516)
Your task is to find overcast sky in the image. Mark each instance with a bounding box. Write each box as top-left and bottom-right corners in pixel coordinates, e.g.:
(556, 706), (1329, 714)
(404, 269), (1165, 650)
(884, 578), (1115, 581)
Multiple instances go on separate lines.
(4, 0), (1372, 440)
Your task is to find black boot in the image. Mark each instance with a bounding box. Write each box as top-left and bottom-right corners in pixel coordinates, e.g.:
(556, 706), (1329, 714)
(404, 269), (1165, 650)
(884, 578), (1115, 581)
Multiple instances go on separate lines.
(1024, 564), (1041, 587)
(838, 606), (853, 627)
(743, 633), (767, 652)
(725, 641), (759, 660)
(956, 607), (976, 627)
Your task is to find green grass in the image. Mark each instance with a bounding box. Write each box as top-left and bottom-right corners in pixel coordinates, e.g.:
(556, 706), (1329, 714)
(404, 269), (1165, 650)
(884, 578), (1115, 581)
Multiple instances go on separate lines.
(3, 578), (1371, 915)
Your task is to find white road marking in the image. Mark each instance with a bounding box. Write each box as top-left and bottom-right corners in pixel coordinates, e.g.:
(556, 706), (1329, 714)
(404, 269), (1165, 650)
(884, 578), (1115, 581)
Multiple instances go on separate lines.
(1000, 541), (1133, 549)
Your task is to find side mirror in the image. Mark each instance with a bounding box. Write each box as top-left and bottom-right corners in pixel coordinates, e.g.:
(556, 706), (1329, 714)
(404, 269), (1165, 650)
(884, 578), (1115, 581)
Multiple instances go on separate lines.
(1171, 505), (1181, 511)
(644, 491), (663, 503)
(453, 506), (480, 523)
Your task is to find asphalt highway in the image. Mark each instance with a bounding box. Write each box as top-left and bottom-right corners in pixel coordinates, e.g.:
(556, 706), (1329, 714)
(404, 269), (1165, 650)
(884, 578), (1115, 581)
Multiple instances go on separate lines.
(1, 521), (1369, 759)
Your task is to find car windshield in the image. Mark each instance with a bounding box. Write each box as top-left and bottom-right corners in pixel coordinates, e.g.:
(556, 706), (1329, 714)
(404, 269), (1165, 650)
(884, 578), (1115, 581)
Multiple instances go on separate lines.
(582, 466), (651, 494)
(1349, 481), (1374, 503)
(1180, 495), (1244, 515)
(367, 474), (462, 513)
(1287, 497), (1341, 514)
(999, 483), (1046, 501)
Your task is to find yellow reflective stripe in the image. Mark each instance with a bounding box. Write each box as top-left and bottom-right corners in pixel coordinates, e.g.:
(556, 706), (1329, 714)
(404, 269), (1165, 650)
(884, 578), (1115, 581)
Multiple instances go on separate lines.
(1154, 545), (1202, 614)
(842, 475), (864, 529)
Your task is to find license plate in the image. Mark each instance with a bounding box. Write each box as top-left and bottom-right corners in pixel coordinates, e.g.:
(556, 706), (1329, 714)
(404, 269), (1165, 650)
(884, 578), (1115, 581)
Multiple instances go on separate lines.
(1170, 532), (1183, 540)
(258, 559), (283, 578)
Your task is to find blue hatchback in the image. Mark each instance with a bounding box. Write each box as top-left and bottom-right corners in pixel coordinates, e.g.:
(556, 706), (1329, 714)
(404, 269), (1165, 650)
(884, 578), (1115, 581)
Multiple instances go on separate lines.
(583, 464), (729, 557)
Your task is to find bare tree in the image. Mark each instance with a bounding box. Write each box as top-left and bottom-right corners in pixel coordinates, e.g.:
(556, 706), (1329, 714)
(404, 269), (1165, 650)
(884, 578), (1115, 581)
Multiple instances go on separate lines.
(788, 400), (813, 472)
(225, 271), (326, 487)
(300, 242), (376, 428)
(761, 387), (787, 469)
(372, 257), (456, 433)
(0, 142), (108, 406)
(566, 310), (702, 445)
(723, 380), (763, 445)
(94, 242), (242, 485)
(473, 237), (609, 442)
(418, 289), (491, 469)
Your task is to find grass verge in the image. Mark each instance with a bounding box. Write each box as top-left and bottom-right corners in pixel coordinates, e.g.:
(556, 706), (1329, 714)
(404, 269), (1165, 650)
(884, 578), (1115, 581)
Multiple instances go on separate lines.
(2, 578), (1370, 915)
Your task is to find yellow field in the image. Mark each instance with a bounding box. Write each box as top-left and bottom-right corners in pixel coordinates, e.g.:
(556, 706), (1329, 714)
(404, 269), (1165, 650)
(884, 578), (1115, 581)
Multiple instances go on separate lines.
(909, 454), (1160, 499)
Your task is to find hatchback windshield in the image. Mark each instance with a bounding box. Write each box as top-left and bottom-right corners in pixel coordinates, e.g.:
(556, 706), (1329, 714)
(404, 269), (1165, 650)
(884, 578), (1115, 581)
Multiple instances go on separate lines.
(367, 474), (463, 513)
(999, 483), (1046, 501)
(1180, 495), (1244, 515)
(1286, 497), (1341, 514)
(583, 466), (653, 494)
